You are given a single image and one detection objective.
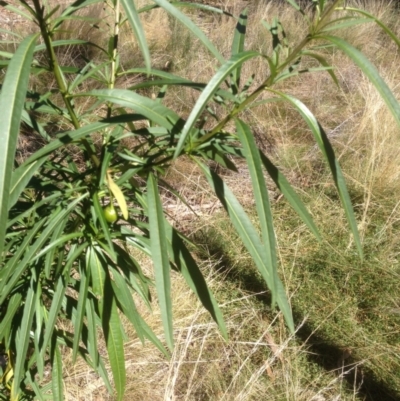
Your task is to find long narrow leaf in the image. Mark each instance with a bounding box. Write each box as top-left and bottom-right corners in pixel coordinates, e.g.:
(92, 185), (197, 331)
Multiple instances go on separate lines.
(317, 35), (400, 128)
(121, 0), (151, 72)
(104, 294), (126, 401)
(338, 7), (400, 48)
(8, 157), (47, 210)
(40, 277), (68, 362)
(0, 33), (39, 256)
(153, 0), (224, 64)
(21, 122), (110, 166)
(12, 277), (36, 400)
(235, 118), (278, 306)
(230, 8), (248, 93)
(271, 89), (362, 257)
(259, 151), (321, 240)
(0, 293), (22, 342)
(51, 341), (64, 401)
(72, 260), (91, 363)
(147, 173), (174, 350)
(164, 221), (228, 339)
(82, 89), (181, 129)
(197, 161), (294, 332)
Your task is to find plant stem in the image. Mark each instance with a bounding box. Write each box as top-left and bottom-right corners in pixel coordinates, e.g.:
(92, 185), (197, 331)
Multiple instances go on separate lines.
(196, 2), (344, 148)
(31, 0), (100, 168)
(107, 0), (121, 119)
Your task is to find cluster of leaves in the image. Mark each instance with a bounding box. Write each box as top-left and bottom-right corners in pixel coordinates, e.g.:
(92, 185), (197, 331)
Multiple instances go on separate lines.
(0, 0), (399, 399)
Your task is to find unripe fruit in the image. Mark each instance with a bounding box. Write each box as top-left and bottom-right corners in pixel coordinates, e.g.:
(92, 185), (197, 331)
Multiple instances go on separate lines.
(104, 204), (117, 223)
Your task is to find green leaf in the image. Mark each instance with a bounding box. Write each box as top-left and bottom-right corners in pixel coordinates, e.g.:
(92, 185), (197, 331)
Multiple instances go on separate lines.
(0, 33), (39, 257)
(259, 151), (321, 241)
(72, 260), (91, 363)
(230, 8), (248, 93)
(1, 195), (87, 302)
(40, 277), (68, 363)
(300, 50), (339, 86)
(92, 192), (116, 261)
(82, 89), (181, 129)
(34, 39), (95, 52)
(103, 293), (126, 401)
(120, 0), (151, 72)
(164, 221), (228, 339)
(86, 297), (100, 369)
(87, 245), (106, 298)
(12, 277), (37, 400)
(0, 293), (22, 342)
(111, 267), (169, 356)
(8, 157), (46, 210)
(51, 341), (64, 401)
(174, 51), (259, 158)
(197, 160), (294, 333)
(235, 118), (278, 306)
(60, 0), (104, 17)
(33, 232), (83, 265)
(21, 122), (110, 166)
(271, 89), (363, 258)
(138, 1), (228, 15)
(0, 2), (35, 22)
(147, 173), (174, 350)
(110, 267), (145, 342)
(338, 7), (400, 48)
(316, 35), (400, 129)
(112, 244), (151, 305)
(320, 17), (372, 32)
(0, 218), (46, 286)
(152, 0), (224, 64)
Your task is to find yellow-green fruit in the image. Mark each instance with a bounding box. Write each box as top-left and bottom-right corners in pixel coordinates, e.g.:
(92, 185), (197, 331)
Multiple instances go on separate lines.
(104, 205), (117, 223)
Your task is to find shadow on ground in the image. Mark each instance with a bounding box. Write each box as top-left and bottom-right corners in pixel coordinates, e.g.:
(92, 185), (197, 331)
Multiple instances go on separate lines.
(194, 231), (400, 401)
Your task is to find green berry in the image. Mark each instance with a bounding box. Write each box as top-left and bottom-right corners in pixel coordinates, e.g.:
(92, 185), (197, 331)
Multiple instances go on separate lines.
(104, 205), (117, 223)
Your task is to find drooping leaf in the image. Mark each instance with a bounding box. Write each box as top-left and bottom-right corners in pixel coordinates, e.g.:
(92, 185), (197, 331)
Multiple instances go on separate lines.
(235, 118), (278, 306)
(82, 89), (181, 130)
(164, 221), (228, 339)
(197, 160), (294, 332)
(120, 0), (151, 72)
(339, 7), (400, 48)
(152, 0), (225, 64)
(147, 173), (174, 350)
(317, 35), (400, 129)
(259, 151), (321, 241)
(271, 89), (363, 258)
(102, 290), (126, 401)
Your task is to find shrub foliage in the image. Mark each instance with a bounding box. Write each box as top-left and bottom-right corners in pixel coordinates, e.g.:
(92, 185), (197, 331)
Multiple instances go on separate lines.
(0, 0), (399, 399)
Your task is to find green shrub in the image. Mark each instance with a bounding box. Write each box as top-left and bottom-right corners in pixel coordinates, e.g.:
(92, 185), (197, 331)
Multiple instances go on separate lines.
(0, 0), (399, 399)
